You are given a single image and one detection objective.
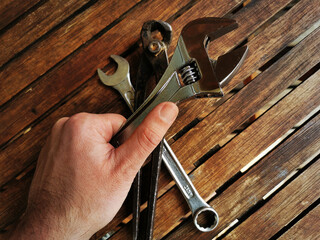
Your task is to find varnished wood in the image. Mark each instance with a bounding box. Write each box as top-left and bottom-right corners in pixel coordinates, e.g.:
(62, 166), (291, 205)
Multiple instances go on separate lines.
(0, 0), (319, 238)
(0, 0), (140, 106)
(0, 0), (91, 67)
(278, 204), (320, 240)
(0, 0), (40, 31)
(225, 159), (320, 239)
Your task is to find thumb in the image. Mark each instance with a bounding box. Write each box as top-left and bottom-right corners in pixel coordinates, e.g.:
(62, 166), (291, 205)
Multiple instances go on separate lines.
(114, 102), (178, 178)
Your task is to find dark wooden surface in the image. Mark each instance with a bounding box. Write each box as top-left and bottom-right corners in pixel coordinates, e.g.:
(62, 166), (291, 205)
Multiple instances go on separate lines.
(0, 0), (319, 239)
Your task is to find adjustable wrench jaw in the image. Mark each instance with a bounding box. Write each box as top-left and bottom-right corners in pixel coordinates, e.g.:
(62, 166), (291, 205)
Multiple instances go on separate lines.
(169, 17), (248, 100)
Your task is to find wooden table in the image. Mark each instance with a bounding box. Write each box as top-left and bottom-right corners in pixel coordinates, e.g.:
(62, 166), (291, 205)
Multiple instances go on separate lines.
(0, 0), (319, 239)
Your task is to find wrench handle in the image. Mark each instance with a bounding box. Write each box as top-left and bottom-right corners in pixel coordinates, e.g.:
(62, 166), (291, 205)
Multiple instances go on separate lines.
(162, 140), (219, 232)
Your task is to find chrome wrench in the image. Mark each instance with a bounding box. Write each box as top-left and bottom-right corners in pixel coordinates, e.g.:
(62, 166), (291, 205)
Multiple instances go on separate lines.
(98, 55), (219, 231)
(108, 18), (248, 230)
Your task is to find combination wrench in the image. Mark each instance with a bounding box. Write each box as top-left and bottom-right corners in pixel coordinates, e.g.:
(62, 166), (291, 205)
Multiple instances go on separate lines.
(99, 17), (248, 232)
(98, 55), (219, 232)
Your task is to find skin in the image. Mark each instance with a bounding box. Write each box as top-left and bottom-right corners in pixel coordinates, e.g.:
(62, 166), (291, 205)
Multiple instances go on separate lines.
(9, 102), (178, 240)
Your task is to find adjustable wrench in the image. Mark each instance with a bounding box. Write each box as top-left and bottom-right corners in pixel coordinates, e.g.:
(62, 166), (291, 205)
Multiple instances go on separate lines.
(99, 56), (218, 232)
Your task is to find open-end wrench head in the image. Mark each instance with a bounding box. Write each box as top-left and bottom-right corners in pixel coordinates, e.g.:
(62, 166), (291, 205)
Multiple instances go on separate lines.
(98, 55), (130, 86)
(180, 18), (240, 95)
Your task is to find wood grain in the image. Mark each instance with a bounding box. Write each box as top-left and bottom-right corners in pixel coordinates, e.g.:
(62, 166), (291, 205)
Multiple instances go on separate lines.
(167, 112), (320, 239)
(1, 0), (319, 238)
(0, 0), (140, 106)
(278, 204), (320, 240)
(0, 0), (41, 31)
(0, 0), (91, 67)
(0, 2), (318, 230)
(109, 67), (320, 238)
(224, 159), (320, 239)
(0, 0), (242, 234)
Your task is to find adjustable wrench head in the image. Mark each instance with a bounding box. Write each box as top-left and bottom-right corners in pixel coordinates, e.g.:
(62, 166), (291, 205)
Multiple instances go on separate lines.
(176, 17), (248, 97)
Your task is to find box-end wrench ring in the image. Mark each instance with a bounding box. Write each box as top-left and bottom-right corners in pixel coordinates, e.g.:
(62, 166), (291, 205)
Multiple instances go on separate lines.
(98, 55), (219, 231)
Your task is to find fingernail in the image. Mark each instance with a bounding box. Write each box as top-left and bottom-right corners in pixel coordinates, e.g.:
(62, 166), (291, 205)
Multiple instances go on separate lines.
(159, 103), (178, 123)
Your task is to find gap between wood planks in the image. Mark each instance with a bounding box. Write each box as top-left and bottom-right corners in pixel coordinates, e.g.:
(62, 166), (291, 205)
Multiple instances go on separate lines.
(0, 0), (318, 232)
(0, 0), (318, 234)
(0, 0), (43, 33)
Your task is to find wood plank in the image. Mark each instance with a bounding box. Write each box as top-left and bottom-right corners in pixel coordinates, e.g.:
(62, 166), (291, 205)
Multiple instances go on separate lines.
(0, 171), (32, 229)
(0, 0), (140, 106)
(0, 3), (319, 231)
(109, 69), (320, 238)
(170, 24), (320, 172)
(278, 204), (320, 240)
(167, 113), (320, 239)
(0, 0), (237, 185)
(0, 0), (41, 31)
(224, 160), (320, 239)
(0, 0), (91, 67)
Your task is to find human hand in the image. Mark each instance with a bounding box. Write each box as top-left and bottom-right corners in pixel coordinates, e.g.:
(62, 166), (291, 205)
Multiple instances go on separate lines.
(9, 102), (178, 240)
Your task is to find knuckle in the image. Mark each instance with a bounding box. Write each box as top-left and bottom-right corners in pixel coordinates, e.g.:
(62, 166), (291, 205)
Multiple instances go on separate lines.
(138, 127), (162, 153)
(66, 112), (90, 134)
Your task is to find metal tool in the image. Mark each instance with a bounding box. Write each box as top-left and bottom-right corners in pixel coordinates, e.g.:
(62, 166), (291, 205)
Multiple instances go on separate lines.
(98, 57), (134, 112)
(111, 18), (248, 145)
(98, 56), (219, 231)
(135, 20), (172, 240)
(99, 17), (248, 232)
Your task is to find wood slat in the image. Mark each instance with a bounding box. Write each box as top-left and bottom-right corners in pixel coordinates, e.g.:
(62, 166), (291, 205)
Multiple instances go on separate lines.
(171, 23), (319, 172)
(0, 1), (318, 229)
(0, 0), (41, 31)
(0, 0), (140, 106)
(0, 171), (33, 229)
(110, 67), (320, 238)
(167, 112), (320, 239)
(278, 204), (320, 240)
(0, 0), (91, 67)
(224, 160), (320, 239)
